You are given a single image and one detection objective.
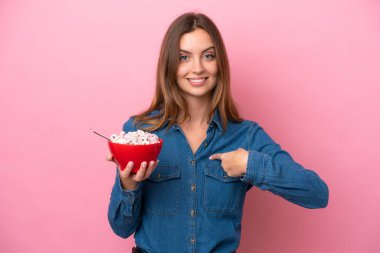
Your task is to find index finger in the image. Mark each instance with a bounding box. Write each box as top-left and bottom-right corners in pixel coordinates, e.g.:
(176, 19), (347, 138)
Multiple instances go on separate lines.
(209, 153), (223, 160)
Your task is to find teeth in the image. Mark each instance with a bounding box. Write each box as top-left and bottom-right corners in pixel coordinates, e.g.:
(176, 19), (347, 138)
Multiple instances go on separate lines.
(189, 78), (206, 83)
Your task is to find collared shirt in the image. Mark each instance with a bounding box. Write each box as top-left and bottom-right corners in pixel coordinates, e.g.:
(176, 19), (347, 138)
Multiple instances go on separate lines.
(108, 110), (328, 253)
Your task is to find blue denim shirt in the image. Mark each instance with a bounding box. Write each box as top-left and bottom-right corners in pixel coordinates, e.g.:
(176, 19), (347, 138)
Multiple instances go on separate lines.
(108, 110), (328, 253)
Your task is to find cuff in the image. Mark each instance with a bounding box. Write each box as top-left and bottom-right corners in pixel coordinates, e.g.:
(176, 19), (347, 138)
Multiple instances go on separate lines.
(116, 172), (142, 199)
(241, 150), (269, 185)
(115, 171), (142, 216)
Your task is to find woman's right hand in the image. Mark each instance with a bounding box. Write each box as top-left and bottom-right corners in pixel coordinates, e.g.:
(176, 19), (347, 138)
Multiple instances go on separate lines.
(107, 154), (159, 191)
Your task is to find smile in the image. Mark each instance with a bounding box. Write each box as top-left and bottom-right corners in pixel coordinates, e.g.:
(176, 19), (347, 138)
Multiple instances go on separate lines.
(187, 77), (208, 86)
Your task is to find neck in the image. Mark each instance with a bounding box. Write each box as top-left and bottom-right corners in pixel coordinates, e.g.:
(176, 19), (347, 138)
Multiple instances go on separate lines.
(180, 95), (211, 126)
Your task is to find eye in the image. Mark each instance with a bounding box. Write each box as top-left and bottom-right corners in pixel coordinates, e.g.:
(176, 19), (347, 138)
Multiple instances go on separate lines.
(179, 55), (189, 61)
(203, 53), (215, 60)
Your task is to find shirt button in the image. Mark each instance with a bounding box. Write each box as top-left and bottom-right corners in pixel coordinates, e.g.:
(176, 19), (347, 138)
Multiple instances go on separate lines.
(191, 160), (195, 166)
(191, 185), (196, 192)
(190, 209), (196, 217)
(191, 238), (195, 245)
(157, 173), (161, 180)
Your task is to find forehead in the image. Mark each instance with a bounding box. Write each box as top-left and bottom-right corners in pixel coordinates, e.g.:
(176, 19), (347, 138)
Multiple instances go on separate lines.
(179, 28), (214, 52)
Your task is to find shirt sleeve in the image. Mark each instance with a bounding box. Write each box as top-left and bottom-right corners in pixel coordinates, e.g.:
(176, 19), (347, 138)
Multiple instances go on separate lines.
(241, 122), (329, 209)
(107, 117), (143, 238)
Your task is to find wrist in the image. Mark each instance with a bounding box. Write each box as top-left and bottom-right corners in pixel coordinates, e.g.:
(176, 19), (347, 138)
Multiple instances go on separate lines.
(121, 179), (138, 191)
(241, 149), (249, 175)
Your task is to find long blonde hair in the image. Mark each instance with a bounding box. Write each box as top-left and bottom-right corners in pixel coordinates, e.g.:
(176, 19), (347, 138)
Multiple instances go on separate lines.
(133, 12), (243, 131)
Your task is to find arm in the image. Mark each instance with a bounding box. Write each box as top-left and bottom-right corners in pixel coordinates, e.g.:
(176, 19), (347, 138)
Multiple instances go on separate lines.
(107, 117), (142, 238)
(242, 122), (329, 209)
(210, 122), (328, 209)
(107, 169), (142, 238)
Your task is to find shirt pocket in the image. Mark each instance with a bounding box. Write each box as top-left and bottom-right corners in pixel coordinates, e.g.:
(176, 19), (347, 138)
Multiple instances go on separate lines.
(203, 166), (246, 216)
(142, 166), (181, 215)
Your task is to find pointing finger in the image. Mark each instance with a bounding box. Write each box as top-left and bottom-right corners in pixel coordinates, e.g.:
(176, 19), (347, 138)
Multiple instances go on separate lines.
(209, 153), (223, 160)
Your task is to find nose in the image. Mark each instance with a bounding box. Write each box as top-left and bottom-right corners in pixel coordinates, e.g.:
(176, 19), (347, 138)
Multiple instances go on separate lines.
(192, 58), (205, 74)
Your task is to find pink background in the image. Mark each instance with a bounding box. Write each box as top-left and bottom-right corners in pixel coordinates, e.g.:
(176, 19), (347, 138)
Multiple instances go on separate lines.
(1, 0), (379, 252)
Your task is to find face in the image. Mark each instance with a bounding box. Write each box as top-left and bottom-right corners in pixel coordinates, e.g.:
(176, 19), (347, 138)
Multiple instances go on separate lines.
(176, 28), (218, 100)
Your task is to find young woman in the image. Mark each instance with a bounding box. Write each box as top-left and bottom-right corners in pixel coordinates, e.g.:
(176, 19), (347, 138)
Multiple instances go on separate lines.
(107, 12), (328, 253)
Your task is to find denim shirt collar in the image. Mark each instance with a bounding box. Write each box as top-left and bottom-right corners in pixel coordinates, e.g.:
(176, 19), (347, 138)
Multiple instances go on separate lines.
(209, 109), (223, 131)
(170, 109), (222, 132)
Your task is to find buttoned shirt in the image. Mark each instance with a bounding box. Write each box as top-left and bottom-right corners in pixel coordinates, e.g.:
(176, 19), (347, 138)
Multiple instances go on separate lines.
(107, 110), (328, 253)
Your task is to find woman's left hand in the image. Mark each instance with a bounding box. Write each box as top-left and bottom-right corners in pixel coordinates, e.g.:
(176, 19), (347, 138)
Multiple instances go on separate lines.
(209, 148), (249, 177)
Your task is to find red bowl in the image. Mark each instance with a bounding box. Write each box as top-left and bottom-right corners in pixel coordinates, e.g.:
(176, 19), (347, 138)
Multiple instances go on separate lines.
(108, 139), (163, 173)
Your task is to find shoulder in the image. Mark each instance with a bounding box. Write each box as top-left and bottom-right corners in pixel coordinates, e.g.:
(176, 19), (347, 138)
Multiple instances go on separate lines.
(225, 119), (267, 141)
(122, 109), (162, 132)
(227, 119), (260, 131)
(122, 116), (137, 132)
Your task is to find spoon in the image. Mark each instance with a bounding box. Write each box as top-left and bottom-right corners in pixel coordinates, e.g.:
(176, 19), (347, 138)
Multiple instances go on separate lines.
(90, 129), (111, 141)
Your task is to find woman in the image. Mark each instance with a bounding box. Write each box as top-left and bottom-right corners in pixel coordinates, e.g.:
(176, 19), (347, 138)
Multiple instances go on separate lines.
(107, 12), (329, 253)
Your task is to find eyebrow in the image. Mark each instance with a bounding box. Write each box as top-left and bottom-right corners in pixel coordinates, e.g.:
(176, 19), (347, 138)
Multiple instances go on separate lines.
(180, 46), (215, 54)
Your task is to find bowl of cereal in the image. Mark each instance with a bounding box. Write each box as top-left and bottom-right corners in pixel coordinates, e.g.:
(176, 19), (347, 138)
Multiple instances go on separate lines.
(108, 130), (163, 173)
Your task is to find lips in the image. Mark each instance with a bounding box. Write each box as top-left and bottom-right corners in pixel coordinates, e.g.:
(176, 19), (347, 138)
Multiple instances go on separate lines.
(187, 77), (208, 86)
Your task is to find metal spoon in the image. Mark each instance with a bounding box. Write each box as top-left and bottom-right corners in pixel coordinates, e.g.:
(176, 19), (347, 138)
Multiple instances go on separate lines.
(90, 129), (110, 141)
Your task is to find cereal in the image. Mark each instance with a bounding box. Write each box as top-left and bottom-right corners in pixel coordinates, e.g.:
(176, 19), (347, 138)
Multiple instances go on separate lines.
(109, 130), (160, 145)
